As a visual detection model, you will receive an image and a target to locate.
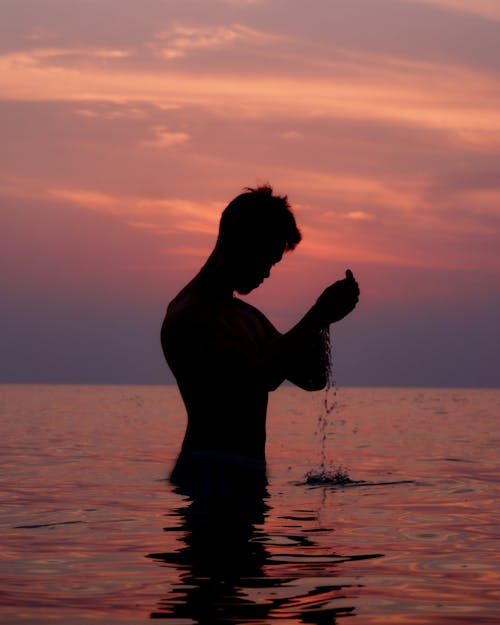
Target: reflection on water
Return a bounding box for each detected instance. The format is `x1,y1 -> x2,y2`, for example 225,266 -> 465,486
150,487 -> 275,622
148,474 -> 384,623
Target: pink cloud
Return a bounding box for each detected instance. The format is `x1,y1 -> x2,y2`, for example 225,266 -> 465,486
402,0 -> 500,22
142,125 -> 190,148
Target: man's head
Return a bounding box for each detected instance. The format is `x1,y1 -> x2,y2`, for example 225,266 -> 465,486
217,185 -> 302,294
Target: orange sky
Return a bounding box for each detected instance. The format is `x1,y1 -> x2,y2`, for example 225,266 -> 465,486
1,0 -> 499,386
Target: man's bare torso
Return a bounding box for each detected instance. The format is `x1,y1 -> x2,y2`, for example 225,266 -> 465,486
161,282 -> 280,459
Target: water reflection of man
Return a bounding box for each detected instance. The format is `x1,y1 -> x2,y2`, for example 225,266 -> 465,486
161,185 -> 359,488
149,492 -> 270,620
148,492 -> 356,623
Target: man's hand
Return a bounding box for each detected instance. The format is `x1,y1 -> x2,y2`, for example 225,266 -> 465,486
313,269 -> 360,326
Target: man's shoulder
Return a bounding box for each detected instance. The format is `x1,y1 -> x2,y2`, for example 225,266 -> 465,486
161,290 -> 210,359
167,289 -> 200,316
233,297 -> 278,334
165,289 -> 208,328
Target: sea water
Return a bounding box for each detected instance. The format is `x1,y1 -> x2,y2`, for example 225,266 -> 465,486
1,384 -> 499,624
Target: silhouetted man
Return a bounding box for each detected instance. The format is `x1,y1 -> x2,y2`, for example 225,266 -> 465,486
161,185 -> 359,487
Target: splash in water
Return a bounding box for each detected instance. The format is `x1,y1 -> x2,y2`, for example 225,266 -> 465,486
305,326 -> 352,485
305,464 -> 351,485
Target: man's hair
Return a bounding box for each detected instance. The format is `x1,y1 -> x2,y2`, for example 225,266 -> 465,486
218,184 -> 302,251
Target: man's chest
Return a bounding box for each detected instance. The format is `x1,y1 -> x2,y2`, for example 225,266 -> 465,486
218,302 -> 274,351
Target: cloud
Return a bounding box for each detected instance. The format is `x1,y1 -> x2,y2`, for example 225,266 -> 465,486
281,130 -> 303,140
142,125 -> 190,148
343,211 -> 374,221
152,23 -> 282,60
281,168 -> 422,215
50,187 -> 118,211
402,0 -> 500,22
275,162 -> 500,273
75,105 -> 146,120
220,0 -> 266,5
1,43 -> 499,142
49,186 -> 220,236
1,46 -> 133,67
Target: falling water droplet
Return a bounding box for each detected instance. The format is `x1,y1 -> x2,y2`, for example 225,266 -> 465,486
305,326 -> 352,485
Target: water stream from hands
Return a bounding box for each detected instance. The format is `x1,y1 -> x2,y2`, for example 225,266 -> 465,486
305,327 -> 351,485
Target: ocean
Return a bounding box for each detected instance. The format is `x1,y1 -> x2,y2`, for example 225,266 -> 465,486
1,384 -> 499,624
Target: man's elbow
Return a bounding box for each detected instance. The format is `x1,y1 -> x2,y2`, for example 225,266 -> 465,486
301,379 -> 327,392
266,373 -> 286,392
289,373 -> 327,392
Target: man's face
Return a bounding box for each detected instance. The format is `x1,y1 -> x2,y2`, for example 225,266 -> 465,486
234,243 -> 285,295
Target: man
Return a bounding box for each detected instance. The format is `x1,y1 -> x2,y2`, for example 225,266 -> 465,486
161,185 -> 359,487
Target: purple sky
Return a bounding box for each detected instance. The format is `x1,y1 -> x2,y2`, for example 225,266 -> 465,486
1,0 -> 499,386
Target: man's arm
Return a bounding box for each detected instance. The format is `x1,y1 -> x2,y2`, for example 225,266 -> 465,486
262,270 -> 360,391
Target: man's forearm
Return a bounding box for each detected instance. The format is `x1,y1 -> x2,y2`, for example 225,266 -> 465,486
262,304 -> 327,390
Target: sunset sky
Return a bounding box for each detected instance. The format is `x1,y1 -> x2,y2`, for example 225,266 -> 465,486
1,0 -> 499,387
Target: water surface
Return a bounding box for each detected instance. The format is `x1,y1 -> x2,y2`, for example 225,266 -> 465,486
1,385 -> 499,624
